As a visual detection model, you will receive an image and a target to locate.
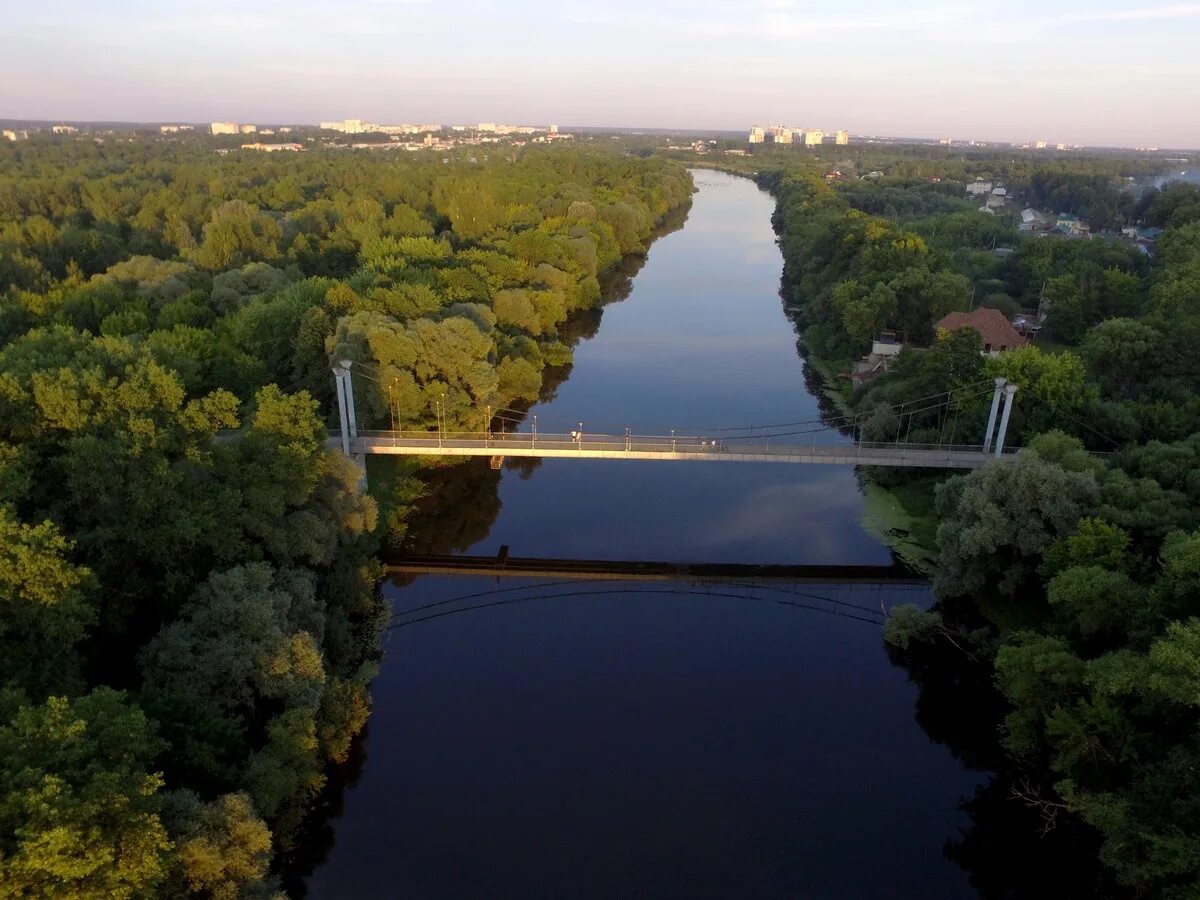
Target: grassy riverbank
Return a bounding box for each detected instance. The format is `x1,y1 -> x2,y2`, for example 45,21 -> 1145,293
857,475 -> 940,572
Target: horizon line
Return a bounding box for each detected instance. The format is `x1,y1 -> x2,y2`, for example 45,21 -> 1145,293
1,117 -> 1197,154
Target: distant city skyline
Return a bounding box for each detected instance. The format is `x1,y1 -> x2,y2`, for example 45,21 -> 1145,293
3,0 -> 1199,149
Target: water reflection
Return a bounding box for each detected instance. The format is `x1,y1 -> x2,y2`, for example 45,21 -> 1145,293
884,617 -> 1118,898
297,171 -> 985,898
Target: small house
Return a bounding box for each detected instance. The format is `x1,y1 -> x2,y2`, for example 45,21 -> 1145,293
844,331 -> 903,384
935,308 -> 1027,355
871,330 -> 903,358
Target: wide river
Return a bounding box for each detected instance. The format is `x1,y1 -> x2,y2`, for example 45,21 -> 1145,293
303,170 -> 982,897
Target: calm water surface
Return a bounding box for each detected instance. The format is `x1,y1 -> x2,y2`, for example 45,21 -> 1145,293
304,170 -> 982,898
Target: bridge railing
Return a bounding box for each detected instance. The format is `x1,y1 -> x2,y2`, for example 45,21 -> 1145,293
345,429 -> 1000,456
346,431 -> 1123,459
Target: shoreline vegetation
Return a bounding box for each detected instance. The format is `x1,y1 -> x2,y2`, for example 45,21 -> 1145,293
0,137 -> 692,897
683,145 -> 1200,896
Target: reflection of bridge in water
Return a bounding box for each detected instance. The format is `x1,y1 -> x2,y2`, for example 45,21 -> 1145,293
384,552 -> 931,631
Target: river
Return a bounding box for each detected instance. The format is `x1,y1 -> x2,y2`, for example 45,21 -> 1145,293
301,170 -> 984,898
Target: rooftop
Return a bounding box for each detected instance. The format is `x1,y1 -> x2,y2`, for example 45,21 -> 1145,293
935,307 -> 1027,352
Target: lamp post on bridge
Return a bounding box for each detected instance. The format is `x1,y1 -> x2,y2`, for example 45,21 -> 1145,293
532,414 -> 537,449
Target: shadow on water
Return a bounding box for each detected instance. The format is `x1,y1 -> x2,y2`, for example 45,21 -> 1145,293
884,603 -> 1119,899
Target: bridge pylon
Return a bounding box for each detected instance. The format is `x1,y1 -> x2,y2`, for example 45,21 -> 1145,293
994,383 -> 1019,457
331,359 -> 361,460
982,377 -> 1006,453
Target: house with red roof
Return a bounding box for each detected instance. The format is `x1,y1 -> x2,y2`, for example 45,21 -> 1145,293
934,308 -> 1027,356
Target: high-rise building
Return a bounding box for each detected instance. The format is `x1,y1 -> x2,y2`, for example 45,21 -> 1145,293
770,126 -> 794,144
802,129 -> 824,146
748,126 -> 766,144
1034,139 -> 1047,149
241,142 -> 303,152
343,119 -> 364,134
210,122 -> 239,135
52,125 -> 78,134
239,124 -> 257,134
836,130 -> 850,145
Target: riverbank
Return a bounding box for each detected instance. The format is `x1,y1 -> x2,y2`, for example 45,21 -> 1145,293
731,167 -> 945,574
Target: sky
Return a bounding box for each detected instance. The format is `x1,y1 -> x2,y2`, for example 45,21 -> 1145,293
2,0 -> 1199,147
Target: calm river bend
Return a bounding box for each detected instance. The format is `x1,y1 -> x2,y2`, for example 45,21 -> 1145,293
303,169 -> 983,898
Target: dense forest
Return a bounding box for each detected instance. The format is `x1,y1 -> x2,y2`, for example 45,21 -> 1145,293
737,150 -> 1200,896
0,138 -> 691,896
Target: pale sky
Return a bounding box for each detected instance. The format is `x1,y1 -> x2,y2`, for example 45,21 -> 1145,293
2,0 -> 1199,147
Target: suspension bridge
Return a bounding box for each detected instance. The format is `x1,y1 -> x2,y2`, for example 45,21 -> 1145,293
329,362 -> 1031,470
334,431 -> 1006,468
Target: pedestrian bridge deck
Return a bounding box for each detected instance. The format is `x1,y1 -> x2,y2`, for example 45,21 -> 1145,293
335,431 -> 1014,469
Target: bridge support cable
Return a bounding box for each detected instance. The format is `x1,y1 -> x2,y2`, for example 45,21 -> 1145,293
1019,391 -> 1123,452
338,358 -> 1002,452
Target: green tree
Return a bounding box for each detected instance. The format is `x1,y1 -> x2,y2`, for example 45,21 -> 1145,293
985,344 -> 1091,411
1080,317 -> 1161,400
194,201 -> 283,271
139,563 -> 325,716
831,279 -> 896,344
0,510 -> 95,697
0,689 -> 171,898
935,454 -> 1099,598
1040,517 -> 1132,577
1046,565 -> 1138,639
168,791 -> 273,900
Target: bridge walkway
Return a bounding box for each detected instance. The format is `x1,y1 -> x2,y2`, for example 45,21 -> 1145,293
336,430 -> 1013,469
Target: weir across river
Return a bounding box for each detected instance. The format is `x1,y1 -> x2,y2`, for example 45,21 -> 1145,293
385,551 -> 927,584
